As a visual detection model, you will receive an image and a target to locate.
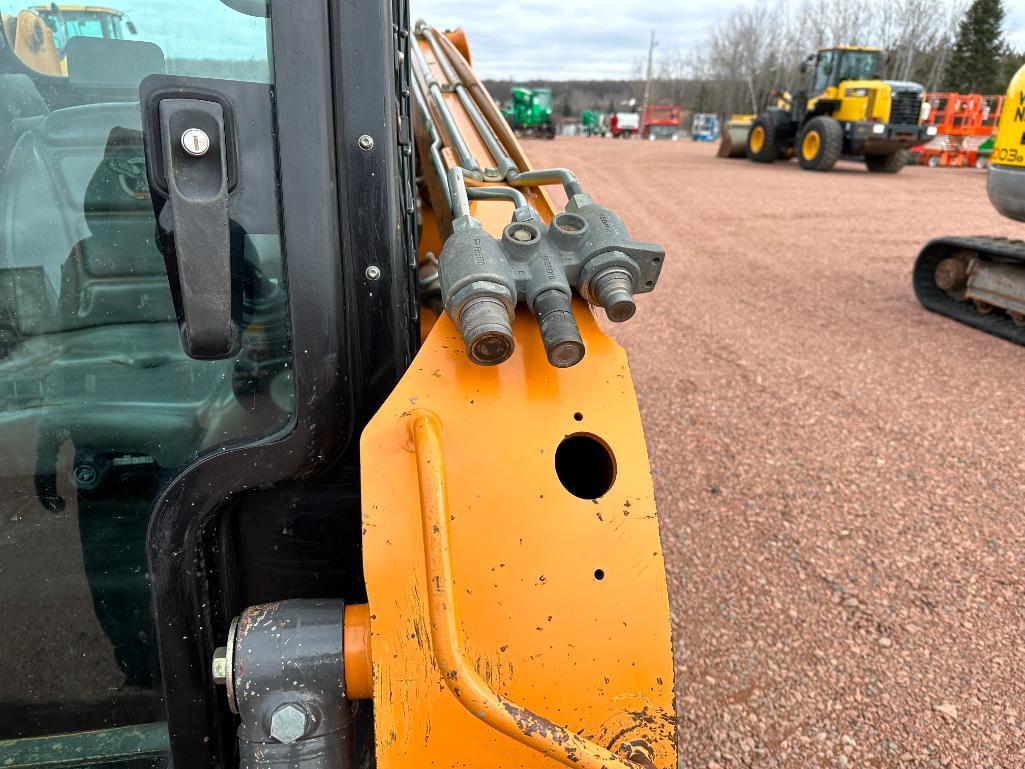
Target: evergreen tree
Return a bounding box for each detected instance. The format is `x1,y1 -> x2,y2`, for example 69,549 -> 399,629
999,45 -> 1025,89
944,0 -> 1007,93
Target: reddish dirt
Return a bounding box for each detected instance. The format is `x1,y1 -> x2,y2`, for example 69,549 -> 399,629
529,137 -> 1025,769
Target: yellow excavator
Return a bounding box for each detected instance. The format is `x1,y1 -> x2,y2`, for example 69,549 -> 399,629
913,64 -> 1025,341
0,4 -> 675,769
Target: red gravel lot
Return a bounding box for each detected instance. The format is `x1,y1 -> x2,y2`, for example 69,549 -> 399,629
530,137 -> 1025,769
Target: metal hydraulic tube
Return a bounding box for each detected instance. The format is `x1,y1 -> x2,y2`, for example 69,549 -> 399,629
410,410 -> 643,769
411,73 -> 451,206
410,37 -> 482,179
418,22 -> 517,181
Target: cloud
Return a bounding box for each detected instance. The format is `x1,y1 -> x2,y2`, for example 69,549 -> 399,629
413,0 -> 1025,81
411,0 -> 739,79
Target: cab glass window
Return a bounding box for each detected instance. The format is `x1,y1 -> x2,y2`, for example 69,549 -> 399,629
812,50 -> 834,93
0,0 -> 289,761
838,51 -> 882,82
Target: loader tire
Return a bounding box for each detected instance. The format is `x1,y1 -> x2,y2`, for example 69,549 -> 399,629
745,114 -> 779,162
866,149 -> 910,173
797,116 -> 842,171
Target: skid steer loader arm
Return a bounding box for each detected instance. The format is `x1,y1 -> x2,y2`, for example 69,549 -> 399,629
358,26 -> 677,769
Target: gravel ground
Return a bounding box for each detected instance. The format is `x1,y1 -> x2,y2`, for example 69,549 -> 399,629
529,137 -> 1025,769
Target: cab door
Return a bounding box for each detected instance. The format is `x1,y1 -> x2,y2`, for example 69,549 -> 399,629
0,1 -> 413,766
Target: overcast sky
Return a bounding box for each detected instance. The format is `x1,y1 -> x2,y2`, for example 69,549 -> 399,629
412,0 -> 1025,81
2,0 -> 1019,83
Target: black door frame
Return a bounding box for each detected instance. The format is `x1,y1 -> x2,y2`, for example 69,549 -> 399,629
147,0 -> 416,766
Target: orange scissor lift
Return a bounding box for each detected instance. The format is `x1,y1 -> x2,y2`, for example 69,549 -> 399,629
913,92 -> 1004,168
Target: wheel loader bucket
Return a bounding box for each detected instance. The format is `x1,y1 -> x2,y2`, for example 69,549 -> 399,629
718,114 -> 754,158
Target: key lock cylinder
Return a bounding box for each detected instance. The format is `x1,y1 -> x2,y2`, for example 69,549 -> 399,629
438,168 -> 665,367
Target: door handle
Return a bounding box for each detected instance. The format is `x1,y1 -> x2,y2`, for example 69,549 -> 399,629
154,98 -> 238,359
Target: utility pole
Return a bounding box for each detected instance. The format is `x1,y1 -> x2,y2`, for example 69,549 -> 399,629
642,30 -> 657,116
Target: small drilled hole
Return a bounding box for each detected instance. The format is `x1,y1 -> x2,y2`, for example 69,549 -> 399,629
644,281 -> 653,288
594,569 -> 605,580
555,433 -> 616,499
653,257 -> 661,264
573,412 -> 583,421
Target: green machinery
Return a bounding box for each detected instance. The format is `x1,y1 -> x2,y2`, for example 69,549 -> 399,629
502,86 -> 555,138
582,110 -> 607,137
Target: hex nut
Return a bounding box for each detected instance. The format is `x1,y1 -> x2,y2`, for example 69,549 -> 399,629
211,646 -> 228,685
449,281 -> 515,323
269,702 -> 310,744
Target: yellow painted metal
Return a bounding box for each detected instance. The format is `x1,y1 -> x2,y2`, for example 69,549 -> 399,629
10,11 -> 61,76
817,44 -> 882,53
801,129 -> 820,161
409,410 -> 651,769
749,124 -> 765,153
992,64 -> 1025,169
365,27 -> 677,768
343,603 -> 373,700
810,82 -> 891,123
361,308 -> 676,769
29,4 -> 122,13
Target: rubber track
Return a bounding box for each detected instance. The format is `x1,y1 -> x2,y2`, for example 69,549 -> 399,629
912,236 -> 1025,345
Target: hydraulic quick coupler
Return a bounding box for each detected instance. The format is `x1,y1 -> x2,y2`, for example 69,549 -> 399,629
438,168 -> 665,367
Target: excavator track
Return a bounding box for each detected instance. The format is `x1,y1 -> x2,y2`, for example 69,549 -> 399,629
913,236 -> 1025,345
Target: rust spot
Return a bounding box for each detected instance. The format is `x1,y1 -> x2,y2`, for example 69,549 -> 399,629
623,739 -> 656,768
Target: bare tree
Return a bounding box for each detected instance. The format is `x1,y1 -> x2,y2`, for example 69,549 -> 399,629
671,0 -> 988,115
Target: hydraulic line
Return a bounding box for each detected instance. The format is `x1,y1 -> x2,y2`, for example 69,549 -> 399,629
429,29 -> 534,174
410,410 -> 641,769
446,167 -> 471,220
466,186 -> 529,211
410,36 -> 482,179
411,73 -> 451,207
507,168 -> 584,199
418,23 -> 518,181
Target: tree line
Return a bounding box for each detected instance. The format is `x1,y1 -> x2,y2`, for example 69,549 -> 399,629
482,0 -> 1022,122
679,0 -> 1023,116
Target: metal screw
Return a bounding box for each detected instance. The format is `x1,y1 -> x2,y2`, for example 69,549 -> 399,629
181,128 -> 210,157
365,265 -> 381,281
211,646 -> 228,685
357,134 -> 374,151
269,702 -> 311,744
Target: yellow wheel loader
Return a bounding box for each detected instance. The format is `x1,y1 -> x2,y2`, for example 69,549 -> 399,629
0,3 -> 676,769
913,64 -> 1025,342
746,46 -> 935,172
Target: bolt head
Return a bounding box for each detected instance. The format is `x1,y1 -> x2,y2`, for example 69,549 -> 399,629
211,646 -> 228,685
181,128 -> 211,157
270,703 -> 310,744
365,265 -> 382,281
358,134 -> 375,151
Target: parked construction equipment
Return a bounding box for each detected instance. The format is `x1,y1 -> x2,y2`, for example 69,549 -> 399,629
690,113 -> 719,142
610,111 -> 640,138
0,5 -> 675,769
641,104 -> 682,141
582,109 -> 608,136
913,64 -> 1025,343
502,85 -> 556,138
911,92 -> 1004,168
746,46 -> 934,172
717,113 -> 754,157
0,4 -> 134,75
